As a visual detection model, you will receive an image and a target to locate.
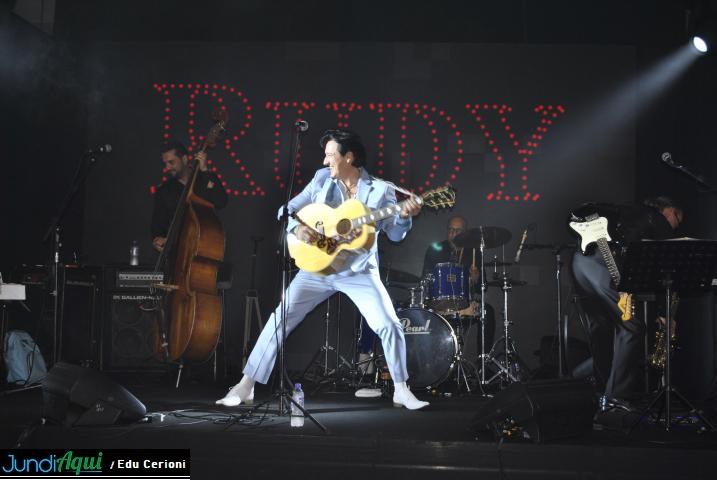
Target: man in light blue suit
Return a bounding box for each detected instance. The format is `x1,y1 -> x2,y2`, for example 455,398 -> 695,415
217,129 -> 429,410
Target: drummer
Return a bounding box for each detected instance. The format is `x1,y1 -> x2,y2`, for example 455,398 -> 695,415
422,215 -> 478,281
421,215 -> 495,355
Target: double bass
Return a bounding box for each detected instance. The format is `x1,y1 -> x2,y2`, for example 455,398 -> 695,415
153,110 -> 227,363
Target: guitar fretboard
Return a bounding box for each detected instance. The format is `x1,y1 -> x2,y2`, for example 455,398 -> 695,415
351,198 -> 424,228
596,237 -> 621,287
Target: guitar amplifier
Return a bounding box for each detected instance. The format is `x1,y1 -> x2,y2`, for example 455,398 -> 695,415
115,270 -> 164,289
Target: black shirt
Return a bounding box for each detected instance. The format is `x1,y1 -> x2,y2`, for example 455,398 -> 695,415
151,172 -> 228,238
422,240 -> 467,277
571,202 -> 676,258
422,240 -> 487,274
613,204 -> 675,244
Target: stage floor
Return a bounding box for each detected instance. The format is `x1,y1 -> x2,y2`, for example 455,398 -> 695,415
1,374 -> 717,480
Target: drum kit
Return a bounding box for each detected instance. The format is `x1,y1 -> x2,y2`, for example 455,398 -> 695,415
373,226 -> 529,395
303,225 -> 531,396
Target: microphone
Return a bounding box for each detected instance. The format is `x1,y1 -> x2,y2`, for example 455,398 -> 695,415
87,144 -> 112,155
661,151 -> 673,165
514,226 -> 529,263
294,120 -> 309,132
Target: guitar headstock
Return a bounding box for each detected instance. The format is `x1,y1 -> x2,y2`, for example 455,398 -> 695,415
421,186 -> 456,210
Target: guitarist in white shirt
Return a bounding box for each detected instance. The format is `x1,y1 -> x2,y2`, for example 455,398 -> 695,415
217,129 -> 429,410
571,196 -> 682,412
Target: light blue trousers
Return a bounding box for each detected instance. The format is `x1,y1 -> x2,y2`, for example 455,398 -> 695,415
243,269 -> 408,384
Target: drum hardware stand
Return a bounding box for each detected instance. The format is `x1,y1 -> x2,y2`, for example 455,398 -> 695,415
476,227 -> 523,388
477,226 -> 489,388
481,272 -> 524,386
300,295 -> 354,390
242,237 -> 264,369
448,314 -> 479,393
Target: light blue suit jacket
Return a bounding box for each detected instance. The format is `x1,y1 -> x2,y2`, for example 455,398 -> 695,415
282,167 -> 412,274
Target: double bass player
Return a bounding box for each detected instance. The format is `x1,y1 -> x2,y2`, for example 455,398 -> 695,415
151,140 -> 228,252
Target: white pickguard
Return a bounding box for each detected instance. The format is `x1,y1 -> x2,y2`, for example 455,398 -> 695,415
569,216 -> 612,253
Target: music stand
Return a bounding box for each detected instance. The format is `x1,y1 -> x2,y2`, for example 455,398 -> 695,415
620,239 -> 717,432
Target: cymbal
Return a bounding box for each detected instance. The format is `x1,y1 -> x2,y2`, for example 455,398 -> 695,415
453,226 -> 512,249
486,279 -> 527,287
379,267 -> 420,284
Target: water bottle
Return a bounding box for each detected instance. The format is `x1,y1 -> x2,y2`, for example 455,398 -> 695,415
130,240 -> 139,266
290,383 -> 304,427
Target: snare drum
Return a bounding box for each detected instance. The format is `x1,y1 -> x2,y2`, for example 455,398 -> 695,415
398,308 -> 458,389
430,262 -> 469,311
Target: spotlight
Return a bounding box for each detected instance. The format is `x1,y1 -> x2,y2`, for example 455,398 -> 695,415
689,8 -> 716,55
692,34 -> 710,54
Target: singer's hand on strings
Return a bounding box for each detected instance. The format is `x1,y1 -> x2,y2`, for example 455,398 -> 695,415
400,196 -> 422,219
295,225 -> 319,244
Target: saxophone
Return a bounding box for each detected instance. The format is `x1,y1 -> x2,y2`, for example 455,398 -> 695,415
648,293 -> 679,369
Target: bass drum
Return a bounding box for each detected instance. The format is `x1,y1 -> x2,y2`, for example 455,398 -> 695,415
398,308 -> 458,389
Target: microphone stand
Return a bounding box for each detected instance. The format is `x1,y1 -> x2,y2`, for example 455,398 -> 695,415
523,242 -> 576,378
662,159 -> 717,194
40,150 -> 102,366
272,123 -> 327,432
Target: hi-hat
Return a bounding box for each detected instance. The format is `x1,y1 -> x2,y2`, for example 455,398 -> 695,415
453,226 -> 512,249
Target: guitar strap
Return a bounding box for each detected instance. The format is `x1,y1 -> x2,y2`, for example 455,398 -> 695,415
369,174 -> 414,198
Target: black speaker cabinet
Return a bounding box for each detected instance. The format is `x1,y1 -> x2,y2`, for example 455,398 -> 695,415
102,267 -> 166,372
60,267 -> 102,367
472,378 -> 596,443
14,265 -> 102,368
42,362 -> 146,426
103,291 -> 167,371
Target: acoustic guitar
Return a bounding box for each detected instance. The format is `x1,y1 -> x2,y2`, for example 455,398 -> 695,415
288,186 -> 456,274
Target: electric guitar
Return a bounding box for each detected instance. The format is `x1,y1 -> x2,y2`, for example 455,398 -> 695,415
288,186 -> 456,274
568,210 -> 633,321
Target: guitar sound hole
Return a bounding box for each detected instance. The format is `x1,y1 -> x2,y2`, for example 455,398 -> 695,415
336,219 -> 352,236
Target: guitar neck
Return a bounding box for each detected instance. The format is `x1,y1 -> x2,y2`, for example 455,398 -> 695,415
351,197 -> 422,228
595,237 -> 621,287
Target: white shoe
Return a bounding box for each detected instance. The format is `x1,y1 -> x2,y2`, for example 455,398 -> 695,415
355,387 -> 382,398
216,384 -> 254,407
392,384 -> 429,410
